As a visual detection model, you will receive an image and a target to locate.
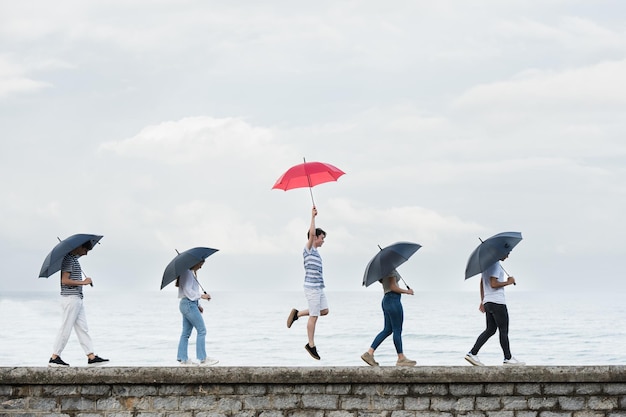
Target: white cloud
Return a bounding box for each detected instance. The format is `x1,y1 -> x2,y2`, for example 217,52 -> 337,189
453,59 -> 626,111
0,56 -> 51,98
99,116 -> 284,164
495,16 -> 626,51
323,198 -> 483,254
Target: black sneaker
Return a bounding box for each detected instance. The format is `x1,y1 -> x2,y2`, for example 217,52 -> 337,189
287,308 -> 299,328
48,356 -> 70,367
305,344 -> 320,360
88,355 -> 109,366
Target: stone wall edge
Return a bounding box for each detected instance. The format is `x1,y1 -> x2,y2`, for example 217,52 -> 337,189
1,366 -> 625,385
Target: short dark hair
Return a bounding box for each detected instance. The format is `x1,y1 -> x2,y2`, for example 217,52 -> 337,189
82,241 -> 94,251
307,228 -> 326,240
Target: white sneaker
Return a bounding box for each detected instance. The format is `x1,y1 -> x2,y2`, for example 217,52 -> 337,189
503,356 -> 525,366
199,358 -> 219,366
464,353 -> 484,366
178,360 -> 198,366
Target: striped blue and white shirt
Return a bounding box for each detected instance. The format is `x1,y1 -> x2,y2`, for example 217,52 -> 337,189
303,246 -> 324,289
60,254 -> 83,298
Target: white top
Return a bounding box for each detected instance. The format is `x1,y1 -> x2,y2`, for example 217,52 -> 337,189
178,269 -> 202,301
481,262 -> 506,305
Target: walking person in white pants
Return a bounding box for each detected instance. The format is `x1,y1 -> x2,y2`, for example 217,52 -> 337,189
48,241 -> 109,367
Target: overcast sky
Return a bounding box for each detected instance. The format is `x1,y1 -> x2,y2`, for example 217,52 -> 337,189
1,1 -> 625,294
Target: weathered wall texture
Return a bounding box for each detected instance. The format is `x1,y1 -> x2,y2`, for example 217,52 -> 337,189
1,366 -> 625,417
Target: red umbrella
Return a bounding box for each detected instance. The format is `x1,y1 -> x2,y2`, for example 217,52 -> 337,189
272,158 -> 345,206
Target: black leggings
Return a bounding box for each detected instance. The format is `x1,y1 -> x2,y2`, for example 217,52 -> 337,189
470,302 -> 511,360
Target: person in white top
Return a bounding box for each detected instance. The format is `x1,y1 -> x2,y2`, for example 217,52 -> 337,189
464,254 -> 525,366
176,260 -> 218,366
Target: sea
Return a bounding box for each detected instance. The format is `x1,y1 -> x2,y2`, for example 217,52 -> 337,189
0,290 -> 624,367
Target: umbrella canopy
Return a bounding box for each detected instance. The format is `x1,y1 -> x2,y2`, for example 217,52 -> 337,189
160,247 -> 219,289
464,231 -> 522,279
363,241 -> 421,287
272,158 -> 345,206
39,234 -> 103,278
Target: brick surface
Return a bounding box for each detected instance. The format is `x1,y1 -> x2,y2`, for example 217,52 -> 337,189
502,396 -> 528,410
404,397 -> 430,411
476,396 -> 501,411
557,397 -> 585,411
2,367 -> 626,417
485,384 -> 515,396
587,396 -> 618,410
410,384 -> 448,396
450,384 -> 484,396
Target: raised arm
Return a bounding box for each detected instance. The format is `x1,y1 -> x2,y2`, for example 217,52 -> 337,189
306,206 -> 318,250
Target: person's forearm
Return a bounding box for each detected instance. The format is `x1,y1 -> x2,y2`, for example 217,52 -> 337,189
60,277 -> 88,286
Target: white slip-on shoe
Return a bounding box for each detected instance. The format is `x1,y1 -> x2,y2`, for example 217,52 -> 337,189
465,353 -> 485,366
503,356 -> 526,366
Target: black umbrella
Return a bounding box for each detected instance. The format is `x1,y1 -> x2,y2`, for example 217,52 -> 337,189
363,241 -> 421,288
160,247 -> 218,290
464,231 -> 522,279
39,234 -> 103,278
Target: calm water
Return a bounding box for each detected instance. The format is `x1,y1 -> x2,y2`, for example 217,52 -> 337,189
0,290 -> 624,367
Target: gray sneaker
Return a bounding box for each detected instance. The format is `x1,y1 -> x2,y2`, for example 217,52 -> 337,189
199,358 -> 219,366
360,352 -> 379,367
396,357 -> 416,366
465,353 -> 484,366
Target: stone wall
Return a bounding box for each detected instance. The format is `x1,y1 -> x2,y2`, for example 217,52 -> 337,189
1,366 -> 625,417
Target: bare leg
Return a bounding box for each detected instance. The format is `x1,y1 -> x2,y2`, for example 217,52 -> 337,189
307,316 -> 318,347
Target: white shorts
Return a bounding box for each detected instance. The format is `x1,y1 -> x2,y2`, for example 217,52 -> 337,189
304,287 -> 328,317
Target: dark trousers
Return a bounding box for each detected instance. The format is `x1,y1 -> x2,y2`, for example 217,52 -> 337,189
370,292 -> 404,354
470,302 -> 511,360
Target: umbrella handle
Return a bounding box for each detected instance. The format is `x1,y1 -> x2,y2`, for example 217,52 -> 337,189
82,271 -> 94,287
193,272 -> 209,297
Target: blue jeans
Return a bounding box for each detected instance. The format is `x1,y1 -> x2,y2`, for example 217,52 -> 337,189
177,298 -> 207,362
370,292 -> 404,354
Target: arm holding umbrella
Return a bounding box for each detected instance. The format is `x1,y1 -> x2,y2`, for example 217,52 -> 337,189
489,275 -> 516,288
386,273 -> 414,296
178,267 -> 211,313
306,206 -> 318,250
477,264 -> 516,314
61,272 -> 92,287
